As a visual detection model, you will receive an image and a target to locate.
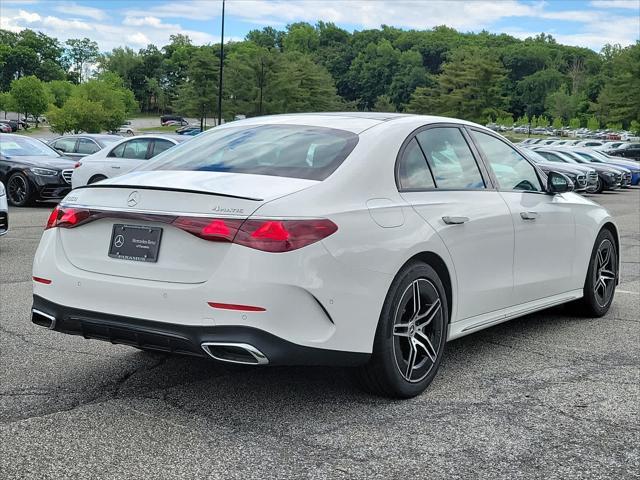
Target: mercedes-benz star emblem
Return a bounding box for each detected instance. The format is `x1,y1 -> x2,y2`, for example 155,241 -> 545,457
127,191 -> 140,207
114,234 -> 125,248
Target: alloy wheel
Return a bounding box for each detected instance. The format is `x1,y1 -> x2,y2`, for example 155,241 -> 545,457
8,175 -> 28,205
593,239 -> 616,307
392,278 -> 443,383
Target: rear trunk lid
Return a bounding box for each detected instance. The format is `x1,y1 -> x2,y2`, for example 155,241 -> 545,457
58,171 -> 317,283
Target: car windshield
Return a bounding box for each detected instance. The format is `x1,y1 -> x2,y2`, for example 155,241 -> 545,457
0,136 -> 60,158
139,124 -> 359,181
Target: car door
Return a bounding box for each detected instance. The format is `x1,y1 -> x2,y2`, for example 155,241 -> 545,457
107,138 -> 153,174
468,129 -> 576,305
398,125 -> 515,321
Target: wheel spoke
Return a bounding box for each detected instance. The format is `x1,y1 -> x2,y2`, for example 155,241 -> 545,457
597,249 -> 605,268
414,331 -> 437,363
415,298 -> 441,329
405,340 -> 417,379
600,269 -> 615,280
393,322 -> 412,337
601,246 -> 611,267
411,280 -> 421,319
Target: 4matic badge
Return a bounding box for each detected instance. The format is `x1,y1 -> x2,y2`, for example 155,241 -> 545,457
211,205 -> 244,214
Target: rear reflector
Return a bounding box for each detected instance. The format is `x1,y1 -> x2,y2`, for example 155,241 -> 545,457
33,276 -> 52,284
208,302 -> 266,312
45,206 -> 338,252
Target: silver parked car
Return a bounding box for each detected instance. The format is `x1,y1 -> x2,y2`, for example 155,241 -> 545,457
48,134 -> 122,158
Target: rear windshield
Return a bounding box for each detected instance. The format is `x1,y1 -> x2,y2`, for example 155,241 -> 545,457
140,124 -> 359,181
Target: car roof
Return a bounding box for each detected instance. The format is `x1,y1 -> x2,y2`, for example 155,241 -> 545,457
215,112 -> 487,134
52,134 -> 121,142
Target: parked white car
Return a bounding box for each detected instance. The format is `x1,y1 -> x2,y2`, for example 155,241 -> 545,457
0,182 -> 7,235
33,113 -> 619,398
71,135 -> 189,188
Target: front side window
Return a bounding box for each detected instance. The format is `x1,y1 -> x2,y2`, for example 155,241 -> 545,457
77,138 -> 100,155
140,125 -> 359,181
397,138 -> 435,190
471,131 -> 542,192
415,127 -> 485,189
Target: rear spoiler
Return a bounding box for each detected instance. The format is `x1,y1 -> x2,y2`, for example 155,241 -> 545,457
74,183 -> 263,202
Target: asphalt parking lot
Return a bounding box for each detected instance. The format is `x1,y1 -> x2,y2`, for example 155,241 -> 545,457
1,189 -> 638,479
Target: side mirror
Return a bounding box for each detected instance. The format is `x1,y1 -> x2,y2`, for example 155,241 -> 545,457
546,171 -> 574,194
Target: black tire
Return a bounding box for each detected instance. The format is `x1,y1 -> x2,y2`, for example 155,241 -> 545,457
88,175 -> 107,184
6,172 -> 34,207
594,177 -> 604,194
355,261 -> 448,398
573,229 -> 617,317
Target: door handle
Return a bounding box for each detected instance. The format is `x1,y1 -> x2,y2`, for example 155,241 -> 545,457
520,211 -> 539,220
442,216 -> 469,225
111,165 -> 121,169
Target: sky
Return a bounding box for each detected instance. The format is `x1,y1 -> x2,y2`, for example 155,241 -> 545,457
1,0 -> 639,52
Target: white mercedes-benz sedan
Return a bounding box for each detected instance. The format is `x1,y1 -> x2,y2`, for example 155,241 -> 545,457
32,113 -> 619,398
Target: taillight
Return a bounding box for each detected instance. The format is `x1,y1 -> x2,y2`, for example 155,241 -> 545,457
172,216 -> 243,242
45,206 -> 91,230
235,219 -> 338,252
173,217 -> 337,252
44,207 -> 338,252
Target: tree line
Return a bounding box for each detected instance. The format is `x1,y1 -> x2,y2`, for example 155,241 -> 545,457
0,25 -> 638,133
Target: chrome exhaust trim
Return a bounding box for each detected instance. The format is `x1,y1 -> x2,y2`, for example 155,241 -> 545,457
32,309 -> 57,330
201,342 -> 269,365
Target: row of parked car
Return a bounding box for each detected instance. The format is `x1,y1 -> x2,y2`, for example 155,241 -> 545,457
518,141 -> 640,194
520,137 -> 640,161
0,133 -> 192,207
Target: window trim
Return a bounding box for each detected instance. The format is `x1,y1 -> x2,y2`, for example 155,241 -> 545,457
464,126 -> 547,195
394,122 -> 495,192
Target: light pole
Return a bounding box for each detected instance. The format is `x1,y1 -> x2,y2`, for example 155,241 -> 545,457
217,0 -> 225,126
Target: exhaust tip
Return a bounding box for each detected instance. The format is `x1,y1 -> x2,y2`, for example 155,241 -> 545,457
201,342 -> 268,365
32,309 -> 57,330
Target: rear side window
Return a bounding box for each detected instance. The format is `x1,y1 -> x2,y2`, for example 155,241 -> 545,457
77,138 -> 100,155
397,138 -> 435,190
151,139 -> 175,157
110,139 -> 152,159
415,128 -> 485,189
140,125 -> 359,181
52,138 -> 76,153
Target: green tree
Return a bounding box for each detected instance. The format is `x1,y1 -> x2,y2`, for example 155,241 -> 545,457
515,69 -> 566,118
0,91 -> 14,119
46,80 -> 74,108
629,120 -> 640,136
66,38 -> 99,83
282,23 -> 320,54
407,47 -> 508,122
569,117 -> 580,129
587,115 -> 600,130
545,85 -> 577,122
173,47 -> 219,124
48,97 -> 105,134
9,76 -> 48,125
595,43 -> 640,126
372,95 -> 396,112
552,116 -> 563,129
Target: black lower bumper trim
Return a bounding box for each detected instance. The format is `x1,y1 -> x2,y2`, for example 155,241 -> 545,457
32,295 -> 370,366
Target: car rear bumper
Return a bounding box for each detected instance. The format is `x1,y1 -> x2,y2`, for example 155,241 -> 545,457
31,295 -> 369,366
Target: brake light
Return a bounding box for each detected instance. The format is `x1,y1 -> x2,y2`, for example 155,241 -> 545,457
235,219 -> 338,252
173,217 -> 337,252
172,216 -> 243,242
45,206 -> 91,230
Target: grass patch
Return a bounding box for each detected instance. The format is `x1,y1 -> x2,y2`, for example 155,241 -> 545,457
138,125 -> 179,133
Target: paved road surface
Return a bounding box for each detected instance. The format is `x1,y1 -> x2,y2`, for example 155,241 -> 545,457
1,188 -> 638,479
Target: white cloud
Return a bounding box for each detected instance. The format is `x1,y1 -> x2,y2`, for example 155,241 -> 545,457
590,0 -> 640,8
54,2 -> 107,21
122,16 -> 181,30
16,9 -> 42,23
